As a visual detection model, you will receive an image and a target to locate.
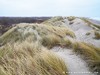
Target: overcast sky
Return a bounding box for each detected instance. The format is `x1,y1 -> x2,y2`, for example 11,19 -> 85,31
0,0 -> 100,18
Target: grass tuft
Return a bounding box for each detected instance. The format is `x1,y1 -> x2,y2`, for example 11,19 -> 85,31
0,41 -> 68,75
94,31 -> 100,39
67,16 -> 76,21
72,42 -> 100,72
41,34 -> 62,48
34,50 -> 68,75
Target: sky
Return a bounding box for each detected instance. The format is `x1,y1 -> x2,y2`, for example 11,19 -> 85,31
0,0 -> 100,18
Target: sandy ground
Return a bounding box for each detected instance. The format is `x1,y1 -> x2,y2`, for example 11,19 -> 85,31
64,18 -> 100,48
51,46 -> 96,75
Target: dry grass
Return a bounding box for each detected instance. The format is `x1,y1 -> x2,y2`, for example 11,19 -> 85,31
34,50 -> 68,75
41,33 -> 73,49
0,41 -> 68,75
0,44 -> 13,59
67,16 -> 76,21
48,16 -> 63,22
0,18 -> 100,74
38,18 -> 75,38
72,42 -> 100,72
0,24 -> 37,45
0,23 -> 75,47
0,27 -> 17,39
94,31 -> 100,39
41,34 -> 62,48
61,38 -> 72,48
81,18 -> 100,30
42,16 -> 63,24
0,26 -> 23,45
82,42 -> 100,56
36,24 -> 75,38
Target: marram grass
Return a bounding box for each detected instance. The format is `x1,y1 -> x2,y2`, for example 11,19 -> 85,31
72,42 -> 100,72
0,23 -> 75,46
0,41 -> 68,75
0,17 -> 100,75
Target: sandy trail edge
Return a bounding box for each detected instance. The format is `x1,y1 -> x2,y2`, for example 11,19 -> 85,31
51,47 -> 96,75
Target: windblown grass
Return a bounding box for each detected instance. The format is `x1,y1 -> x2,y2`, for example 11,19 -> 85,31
34,50 -> 68,75
0,26 -> 23,45
0,23 -> 75,47
0,24 -> 37,45
36,24 -> 75,38
41,33 -> 73,49
81,18 -> 100,30
61,38 -> 72,48
0,17 -> 100,74
0,41 -> 68,75
72,42 -> 100,72
82,42 -> 100,56
41,34 -> 62,48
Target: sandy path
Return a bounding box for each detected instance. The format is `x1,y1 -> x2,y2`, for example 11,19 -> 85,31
51,47 -> 96,75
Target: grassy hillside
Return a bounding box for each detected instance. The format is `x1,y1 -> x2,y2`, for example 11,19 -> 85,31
0,41 -> 68,75
0,16 -> 100,75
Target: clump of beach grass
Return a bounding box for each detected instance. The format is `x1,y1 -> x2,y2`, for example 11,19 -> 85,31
0,23 -> 75,47
0,41 -> 68,75
41,33 -> 73,49
34,50 -> 68,75
72,42 -> 100,72
86,32 -> 91,36
94,31 -> 100,39
67,16 -> 76,21
41,34 -> 62,48
60,37 -> 72,48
